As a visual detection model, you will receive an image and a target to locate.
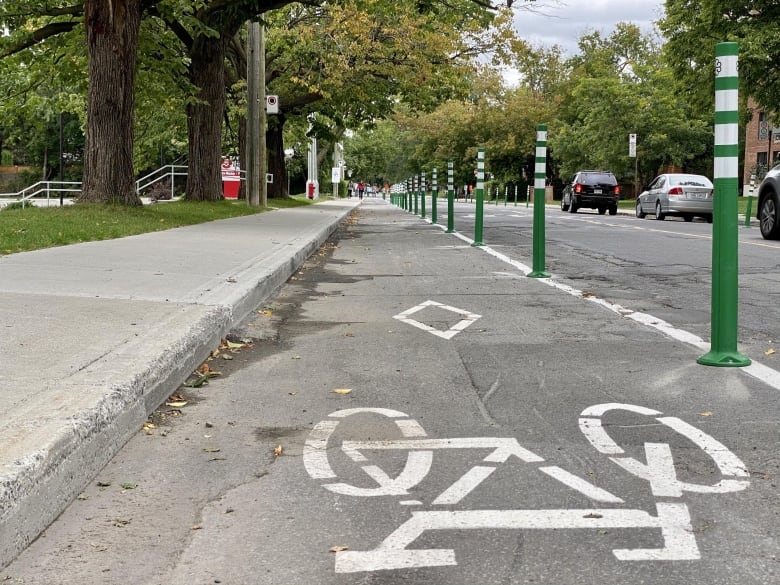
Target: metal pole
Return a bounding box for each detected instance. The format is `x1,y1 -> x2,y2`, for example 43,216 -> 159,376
447,162 -> 455,233
472,148 -> 485,246
247,21 -> 261,207
528,125 -> 551,278
259,23 -> 267,206
697,42 -> 750,367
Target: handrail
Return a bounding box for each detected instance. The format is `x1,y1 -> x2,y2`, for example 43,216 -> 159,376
0,165 -> 190,207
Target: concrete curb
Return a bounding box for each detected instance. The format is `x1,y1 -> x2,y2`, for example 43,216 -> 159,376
0,202 -> 355,569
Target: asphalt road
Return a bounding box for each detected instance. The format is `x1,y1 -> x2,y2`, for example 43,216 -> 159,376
3,199 -> 779,585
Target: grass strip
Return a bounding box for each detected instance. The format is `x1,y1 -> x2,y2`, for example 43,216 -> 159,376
0,197 -> 313,255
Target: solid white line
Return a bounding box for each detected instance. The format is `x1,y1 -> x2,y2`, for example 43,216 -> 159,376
435,226 -> 780,394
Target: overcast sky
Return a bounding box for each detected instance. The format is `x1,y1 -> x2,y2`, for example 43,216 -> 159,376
512,0 -> 666,56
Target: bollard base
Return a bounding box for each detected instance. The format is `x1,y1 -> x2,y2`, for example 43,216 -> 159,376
471,241 -> 485,247
697,350 -> 751,367
527,271 -> 551,279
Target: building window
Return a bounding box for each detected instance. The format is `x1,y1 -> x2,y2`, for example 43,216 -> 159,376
757,152 -> 769,178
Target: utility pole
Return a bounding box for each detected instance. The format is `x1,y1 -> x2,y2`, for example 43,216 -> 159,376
259,23 -> 267,207
247,21 -> 260,207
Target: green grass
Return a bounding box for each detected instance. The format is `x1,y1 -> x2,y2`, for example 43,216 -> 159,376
0,196 -> 314,255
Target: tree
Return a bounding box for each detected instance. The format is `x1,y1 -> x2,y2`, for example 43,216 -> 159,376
660,1 -> 780,118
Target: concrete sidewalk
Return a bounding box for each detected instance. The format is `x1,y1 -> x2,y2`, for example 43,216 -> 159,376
0,198 -> 359,569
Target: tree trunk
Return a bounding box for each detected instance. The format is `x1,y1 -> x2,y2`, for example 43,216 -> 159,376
186,33 -> 229,202
267,114 -> 287,198
81,0 -> 141,205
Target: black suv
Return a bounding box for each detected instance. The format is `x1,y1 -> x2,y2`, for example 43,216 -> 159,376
561,170 -> 620,215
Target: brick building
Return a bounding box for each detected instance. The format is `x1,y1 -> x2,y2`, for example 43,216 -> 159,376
744,98 -> 780,192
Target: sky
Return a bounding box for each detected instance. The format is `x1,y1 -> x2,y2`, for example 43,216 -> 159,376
511,0 -> 666,56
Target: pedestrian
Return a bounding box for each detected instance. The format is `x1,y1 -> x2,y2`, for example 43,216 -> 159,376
347,181 -> 354,198
357,181 -> 365,199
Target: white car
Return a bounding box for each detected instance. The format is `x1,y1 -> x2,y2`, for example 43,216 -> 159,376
636,173 -> 713,223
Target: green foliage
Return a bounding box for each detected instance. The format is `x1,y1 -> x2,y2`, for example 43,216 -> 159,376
660,1 -> 780,119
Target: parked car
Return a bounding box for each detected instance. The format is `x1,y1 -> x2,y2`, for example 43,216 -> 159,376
635,173 -> 713,223
757,162 -> 780,239
561,170 -> 620,215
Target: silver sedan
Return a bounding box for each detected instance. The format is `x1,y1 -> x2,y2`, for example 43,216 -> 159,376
636,173 -> 713,222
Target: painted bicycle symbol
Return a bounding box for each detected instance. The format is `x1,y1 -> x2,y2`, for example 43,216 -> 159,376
303,404 -> 750,573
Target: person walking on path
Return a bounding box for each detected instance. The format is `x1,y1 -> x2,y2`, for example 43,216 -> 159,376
357,181 -> 365,199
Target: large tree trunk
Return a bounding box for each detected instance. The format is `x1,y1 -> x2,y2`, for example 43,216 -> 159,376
81,0 -> 141,205
267,114 -> 287,198
186,33 -> 230,201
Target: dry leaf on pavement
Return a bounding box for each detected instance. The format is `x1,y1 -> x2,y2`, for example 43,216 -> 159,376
329,545 -> 349,553
331,388 -> 352,395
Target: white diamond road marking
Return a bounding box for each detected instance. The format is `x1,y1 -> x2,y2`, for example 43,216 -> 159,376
393,300 -> 481,340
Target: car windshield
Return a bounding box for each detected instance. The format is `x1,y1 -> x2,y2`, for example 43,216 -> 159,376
668,174 -> 712,188
580,173 -> 615,185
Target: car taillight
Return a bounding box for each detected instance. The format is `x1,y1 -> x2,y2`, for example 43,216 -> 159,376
613,185 -> 620,195
574,183 -> 583,193
668,187 -> 683,196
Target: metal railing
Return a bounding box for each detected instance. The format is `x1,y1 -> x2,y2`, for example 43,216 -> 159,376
0,165 -> 190,208
136,164 -> 189,198
0,181 -> 82,208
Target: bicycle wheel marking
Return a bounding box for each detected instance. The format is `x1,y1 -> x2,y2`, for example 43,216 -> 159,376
303,404 -> 750,573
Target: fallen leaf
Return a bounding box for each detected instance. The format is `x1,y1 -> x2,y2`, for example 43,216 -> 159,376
112,518 -> 130,527
292,355 -> 301,360
198,363 -> 211,374
331,388 -> 352,395
120,482 -> 137,490
259,309 -> 273,316
329,545 -> 349,553
699,411 -> 713,417
191,524 -> 202,530
97,481 -> 111,488
273,445 -> 283,457
226,340 -> 246,349
765,348 -> 776,356
203,447 -> 221,453
166,401 -> 188,408
583,513 -> 603,519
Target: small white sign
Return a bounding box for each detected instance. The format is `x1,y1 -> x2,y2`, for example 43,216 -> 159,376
266,95 -> 279,114
332,167 -> 341,183
629,133 -> 637,158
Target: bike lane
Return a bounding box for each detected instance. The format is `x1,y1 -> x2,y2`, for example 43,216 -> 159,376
5,199 -> 778,585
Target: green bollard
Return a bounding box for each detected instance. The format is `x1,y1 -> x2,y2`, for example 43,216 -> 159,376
447,162 -> 455,233
432,168 -> 438,225
744,195 -> 753,228
472,148 -> 486,246
697,42 -> 750,367
420,172 -> 426,219
528,124 -> 551,278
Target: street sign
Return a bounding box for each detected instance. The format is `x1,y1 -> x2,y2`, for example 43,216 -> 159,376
266,95 -> 279,114
629,133 -> 637,158
331,167 -> 341,183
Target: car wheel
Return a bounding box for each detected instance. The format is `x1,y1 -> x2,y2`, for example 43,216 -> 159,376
561,196 -> 569,212
568,196 -> 578,213
655,201 -> 665,221
608,205 -> 617,216
683,214 -> 693,222
598,206 -> 606,215
636,201 -> 645,219
760,192 -> 780,239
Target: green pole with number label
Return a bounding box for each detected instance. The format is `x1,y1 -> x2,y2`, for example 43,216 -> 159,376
698,42 -> 750,367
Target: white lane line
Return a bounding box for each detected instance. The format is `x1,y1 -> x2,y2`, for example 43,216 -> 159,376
435,224 -> 780,393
